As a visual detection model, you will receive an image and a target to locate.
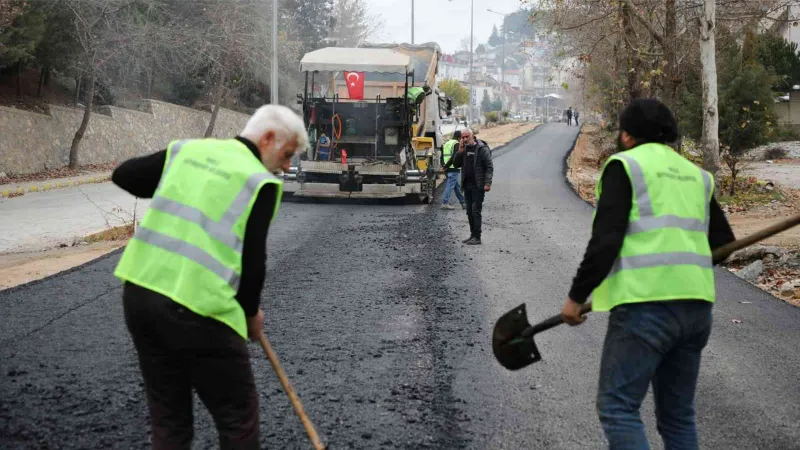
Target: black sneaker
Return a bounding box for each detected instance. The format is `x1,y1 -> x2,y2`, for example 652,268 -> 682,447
462,236 -> 474,243
467,238 -> 482,245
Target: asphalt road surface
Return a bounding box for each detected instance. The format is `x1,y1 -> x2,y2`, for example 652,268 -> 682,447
2,124 -> 799,449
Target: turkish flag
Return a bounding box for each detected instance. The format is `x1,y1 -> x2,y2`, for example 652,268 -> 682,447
344,71 -> 364,100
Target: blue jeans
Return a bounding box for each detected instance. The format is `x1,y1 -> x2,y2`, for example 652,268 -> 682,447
442,171 -> 465,205
597,301 -> 713,450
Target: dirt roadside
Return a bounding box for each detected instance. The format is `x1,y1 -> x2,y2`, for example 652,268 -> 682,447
566,124 -> 800,307
0,123 -> 539,291
0,224 -> 133,291
0,242 -> 124,290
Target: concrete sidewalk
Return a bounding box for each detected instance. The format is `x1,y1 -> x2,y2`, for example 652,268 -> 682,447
0,182 -> 148,253
0,171 -> 113,198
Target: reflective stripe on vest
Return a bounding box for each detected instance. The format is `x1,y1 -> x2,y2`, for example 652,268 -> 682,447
591,143 -> 715,312
608,252 -> 714,278
614,153 -> 713,236
135,227 -> 242,290
148,171 -> 279,254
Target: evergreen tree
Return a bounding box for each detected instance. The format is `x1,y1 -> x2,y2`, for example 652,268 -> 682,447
481,89 -> 491,112
756,32 -> 800,91
488,25 -> 502,47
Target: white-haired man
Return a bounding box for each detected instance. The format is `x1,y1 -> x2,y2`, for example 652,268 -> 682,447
111,105 -> 308,449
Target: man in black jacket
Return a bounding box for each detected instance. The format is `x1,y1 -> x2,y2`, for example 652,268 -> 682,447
452,128 -> 493,245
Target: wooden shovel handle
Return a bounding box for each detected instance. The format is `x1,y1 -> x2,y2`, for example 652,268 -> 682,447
258,333 -> 326,450
527,213 -> 800,335
710,213 -> 800,262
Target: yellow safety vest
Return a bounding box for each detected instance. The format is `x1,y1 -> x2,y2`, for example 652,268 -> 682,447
442,139 -> 458,166
591,143 -> 715,312
114,139 -> 283,338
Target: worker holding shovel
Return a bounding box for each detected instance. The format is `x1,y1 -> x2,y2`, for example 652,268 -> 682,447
112,105 -> 311,449
561,99 -> 735,449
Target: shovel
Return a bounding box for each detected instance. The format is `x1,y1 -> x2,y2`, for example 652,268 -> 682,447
493,212 -> 800,371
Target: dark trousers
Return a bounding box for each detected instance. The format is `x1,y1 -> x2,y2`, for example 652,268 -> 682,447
596,301 -> 713,450
464,184 -> 485,238
123,283 -> 259,450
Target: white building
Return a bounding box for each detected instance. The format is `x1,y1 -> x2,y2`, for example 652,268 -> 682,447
766,3 -> 800,49
439,54 -> 470,82
504,69 -> 521,89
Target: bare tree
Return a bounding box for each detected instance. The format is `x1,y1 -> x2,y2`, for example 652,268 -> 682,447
64,0 -> 151,169
329,0 -> 383,47
698,0 -> 721,175
169,0 -> 274,137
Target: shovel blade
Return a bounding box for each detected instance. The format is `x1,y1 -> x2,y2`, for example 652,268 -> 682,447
492,304 -> 542,371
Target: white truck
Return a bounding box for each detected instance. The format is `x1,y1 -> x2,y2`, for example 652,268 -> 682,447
283,43 -> 453,201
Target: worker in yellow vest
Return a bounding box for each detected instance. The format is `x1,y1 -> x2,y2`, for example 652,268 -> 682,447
441,129 -> 466,210
561,99 -> 735,449
112,105 -> 308,449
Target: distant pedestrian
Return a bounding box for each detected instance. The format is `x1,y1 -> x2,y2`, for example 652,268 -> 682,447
441,130 -> 466,210
452,128 -> 493,245
112,105 -> 308,449
574,110 -> 580,127
566,107 -> 573,126
561,98 -> 735,450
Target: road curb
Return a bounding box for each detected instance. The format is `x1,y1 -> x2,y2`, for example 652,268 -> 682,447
0,174 -> 113,199
562,124 -> 592,207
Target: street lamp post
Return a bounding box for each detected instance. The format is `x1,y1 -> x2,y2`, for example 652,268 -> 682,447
411,0 -> 415,44
487,9 -> 508,113
271,0 -> 279,104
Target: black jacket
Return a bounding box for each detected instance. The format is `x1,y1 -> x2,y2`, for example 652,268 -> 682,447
453,140 -> 493,187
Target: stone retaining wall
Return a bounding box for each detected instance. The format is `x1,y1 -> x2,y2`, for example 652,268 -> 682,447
0,100 -> 251,175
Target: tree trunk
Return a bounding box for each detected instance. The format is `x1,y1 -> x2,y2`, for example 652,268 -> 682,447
75,76 -> 82,105
16,63 -> 23,97
698,0 -> 721,175
37,67 -> 45,98
204,69 -> 226,138
622,3 -> 641,103
69,69 -> 96,169
663,0 -> 679,111
146,70 -> 153,99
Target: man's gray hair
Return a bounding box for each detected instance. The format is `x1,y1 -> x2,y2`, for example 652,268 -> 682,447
240,105 -> 308,153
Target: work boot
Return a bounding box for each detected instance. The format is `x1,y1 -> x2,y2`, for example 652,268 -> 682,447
467,237 -> 482,245
462,236 -> 474,243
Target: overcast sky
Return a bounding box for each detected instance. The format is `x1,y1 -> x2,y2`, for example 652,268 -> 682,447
365,0 -> 530,55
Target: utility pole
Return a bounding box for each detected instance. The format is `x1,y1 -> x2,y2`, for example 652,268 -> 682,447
271,0 -> 279,104
469,0 -> 474,124
487,9 -> 508,112
411,0 -> 415,44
